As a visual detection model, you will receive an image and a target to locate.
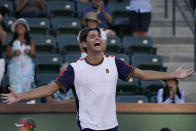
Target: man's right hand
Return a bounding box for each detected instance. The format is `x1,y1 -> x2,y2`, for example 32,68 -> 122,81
1,87 -> 21,104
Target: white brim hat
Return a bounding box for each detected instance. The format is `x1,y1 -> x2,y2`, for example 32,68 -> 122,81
11,18 -> 30,32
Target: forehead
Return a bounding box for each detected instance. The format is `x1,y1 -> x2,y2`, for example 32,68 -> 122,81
167,80 -> 177,84
16,23 -> 26,27
87,30 -> 100,36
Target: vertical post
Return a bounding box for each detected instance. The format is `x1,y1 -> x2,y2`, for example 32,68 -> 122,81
165,0 -> 168,18
194,19 -> 196,71
172,0 -> 176,36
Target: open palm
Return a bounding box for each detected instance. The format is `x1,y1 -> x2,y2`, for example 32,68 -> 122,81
174,65 -> 194,79
1,87 -> 20,104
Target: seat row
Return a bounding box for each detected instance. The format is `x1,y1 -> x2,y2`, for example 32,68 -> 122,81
0,1 -> 130,19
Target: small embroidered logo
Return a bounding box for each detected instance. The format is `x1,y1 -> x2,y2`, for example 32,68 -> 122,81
106,69 -> 109,73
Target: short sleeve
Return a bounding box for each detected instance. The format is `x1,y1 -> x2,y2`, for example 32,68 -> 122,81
55,65 -> 74,93
115,57 -> 135,82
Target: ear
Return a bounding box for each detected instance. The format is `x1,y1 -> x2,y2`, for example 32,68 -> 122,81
81,41 -> 87,48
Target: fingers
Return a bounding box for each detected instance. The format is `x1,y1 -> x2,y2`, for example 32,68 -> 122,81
8,87 -> 15,92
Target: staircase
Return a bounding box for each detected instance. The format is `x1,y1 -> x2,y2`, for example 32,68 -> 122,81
149,0 -> 196,103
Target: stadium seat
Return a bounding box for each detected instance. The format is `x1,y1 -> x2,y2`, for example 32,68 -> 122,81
117,78 -> 141,95
36,73 -> 59,87
52,18 -> 81,36
25,18 -> 50,35
106,36 -> 121,53
47,1 -> 75,19
0,1 -> 13,16
35,53 -> 62,74
64,52 -> 81,63
2,17 -> 16,33
150,96 -> 158,103
112,17 -> 131,37
107,2 -> 130,19
123,36 -> 156,56
131,54 -> 164,71
31,35 -> 56,53
58,34 -> 80,56
116,95 -> 149,103
141,80 -> 164,98
76,2 -> 92,18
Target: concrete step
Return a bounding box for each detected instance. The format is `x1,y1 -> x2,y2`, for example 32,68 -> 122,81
148,27 -> 193,37
154,44 -> 194,53
163,62 -> 194,72
152,36 -> 193,44
159,53 -> 194,63
151,19 -> 193,27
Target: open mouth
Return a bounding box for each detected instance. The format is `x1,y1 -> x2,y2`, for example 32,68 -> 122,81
94,42 -> 101,47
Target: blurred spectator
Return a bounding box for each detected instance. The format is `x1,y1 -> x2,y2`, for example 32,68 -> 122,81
129,0 -> 151,36
160,128 -> 172,131
157,79 -> 185,104
0,14 -> 7,85
6,18 -> 36,94
14,0 -> 46,18
15,117 -> 36,131
83,0 -> 116,36
46,63 -> 75,104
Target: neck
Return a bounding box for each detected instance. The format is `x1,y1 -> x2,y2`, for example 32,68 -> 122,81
18,34 -> 24,39
86,52 -> 104,65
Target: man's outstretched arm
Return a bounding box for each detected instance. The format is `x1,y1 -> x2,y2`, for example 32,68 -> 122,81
133,65 -> 194,81
1,82 -> 63,104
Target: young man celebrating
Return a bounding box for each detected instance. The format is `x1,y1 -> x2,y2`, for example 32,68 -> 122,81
1,27 -> 194,131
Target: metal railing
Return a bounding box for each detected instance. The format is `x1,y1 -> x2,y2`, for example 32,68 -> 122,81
165,0 -> 196,71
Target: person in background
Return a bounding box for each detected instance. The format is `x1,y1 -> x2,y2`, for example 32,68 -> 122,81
15,117 -> 36,131
129,0 -> 151,36
6,18 -> 36,95
14,0 -> 46,18
157,79 -> 185,103
46,63 -> 75,104
80,11 -> 107,59
83,0 -> 116,36
160,128 -> 172,131
0,14 -> 7,86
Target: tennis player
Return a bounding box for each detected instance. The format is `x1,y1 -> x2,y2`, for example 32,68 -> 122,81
1,27 -> 194,131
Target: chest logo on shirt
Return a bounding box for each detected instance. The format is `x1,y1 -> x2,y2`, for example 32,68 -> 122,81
106,68 -> 109,73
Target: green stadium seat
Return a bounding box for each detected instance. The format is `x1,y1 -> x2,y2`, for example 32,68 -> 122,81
117,78 -> 141,95
107,2 -> 130,19
106,36 -> 121,52
35,53 -> 62,74
36,73 -> 59,87
150,95 -> 158,103
47,1 -> 75,19
116,95 -> 149,103
141,80 -> 164,98
52,18 -> 81,36
76,2 -> 92,18
64,52 -> 81,63
0,1 -> 13,16
131,54 -> 164,71
31,35 -> 56,53
112,17 -> 131,37
58,34 -> 80,56
25,18 -> 50,35
123,36 -> 156,56
2,17 -> 16,33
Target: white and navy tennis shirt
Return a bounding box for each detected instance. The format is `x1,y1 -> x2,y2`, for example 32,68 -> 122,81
56,55 -> 134,130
